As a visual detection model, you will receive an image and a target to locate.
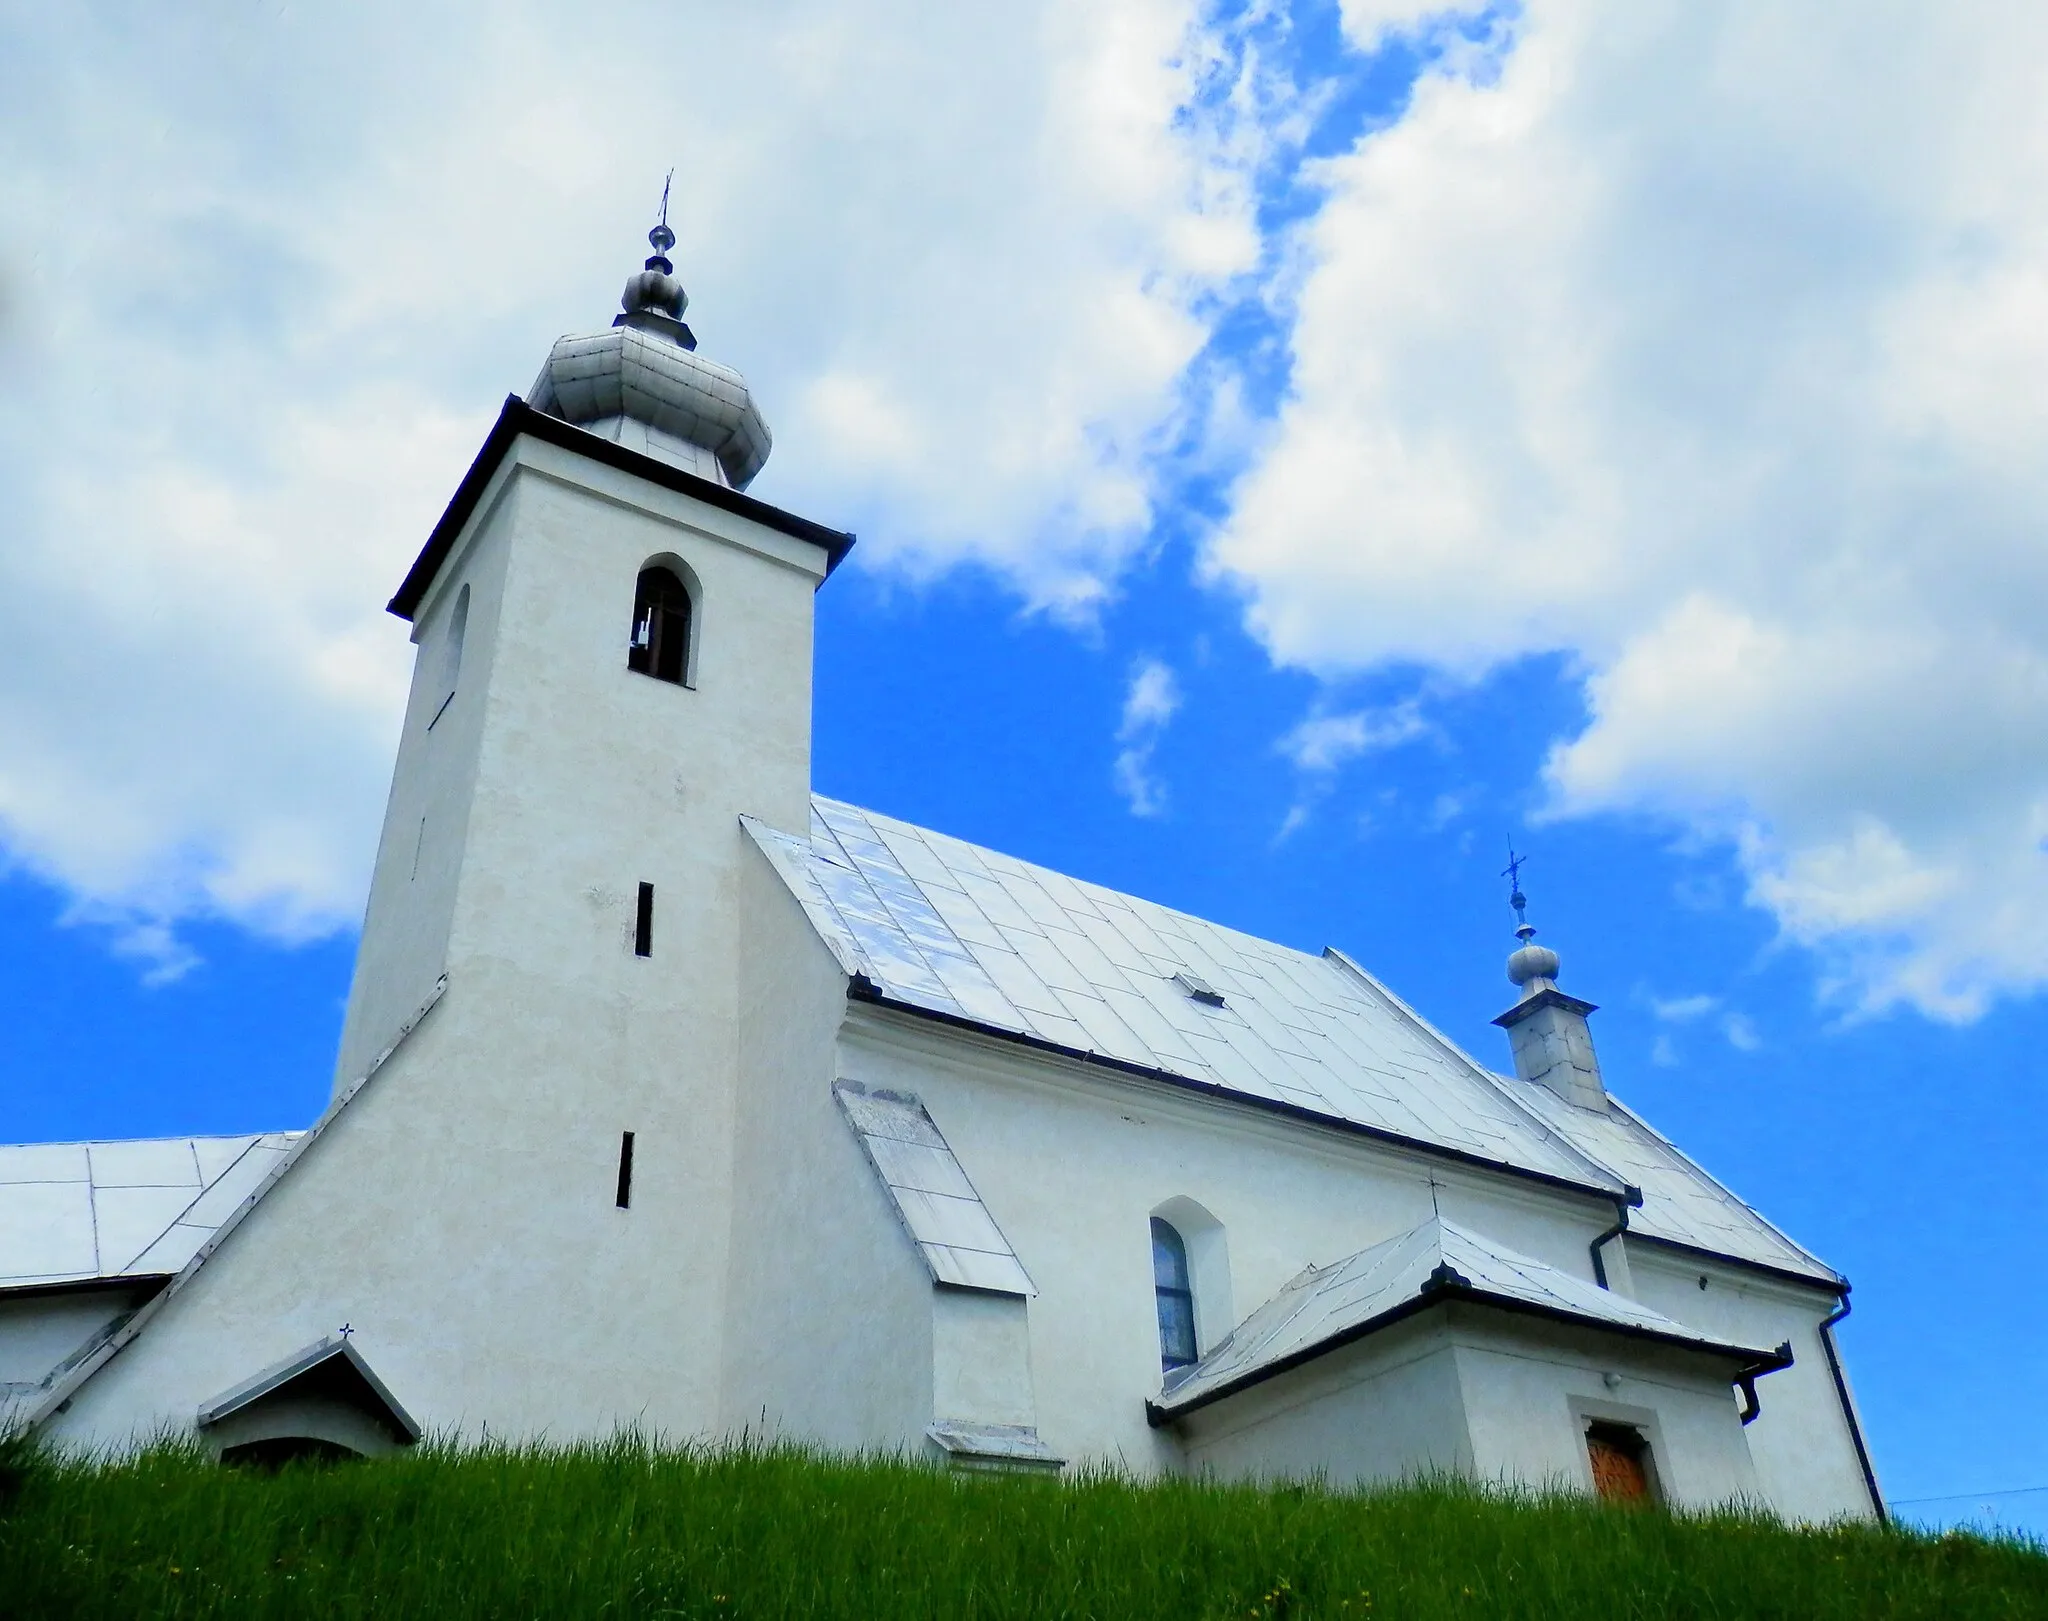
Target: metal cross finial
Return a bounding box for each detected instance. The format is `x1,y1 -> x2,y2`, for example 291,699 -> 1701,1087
1501,845 -> 1529,928
648,171 -> 678,263
338,1322 -> 354,1340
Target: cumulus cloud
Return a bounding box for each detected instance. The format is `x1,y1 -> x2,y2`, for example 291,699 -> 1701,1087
1207,0 -> 2048,1019
1114,658 -> 1183,817
0,0 -> 1270,960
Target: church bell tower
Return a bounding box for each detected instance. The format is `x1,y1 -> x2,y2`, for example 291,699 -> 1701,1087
321,214 -> 853,1436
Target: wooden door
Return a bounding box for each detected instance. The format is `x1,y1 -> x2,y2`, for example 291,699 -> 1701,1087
1586,1424 -> 1652,1503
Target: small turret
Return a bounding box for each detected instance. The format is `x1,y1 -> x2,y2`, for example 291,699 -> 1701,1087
1491,851 -> 1606,1110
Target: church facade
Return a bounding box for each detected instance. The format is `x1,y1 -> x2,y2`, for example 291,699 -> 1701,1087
0,227 -> 1882,1520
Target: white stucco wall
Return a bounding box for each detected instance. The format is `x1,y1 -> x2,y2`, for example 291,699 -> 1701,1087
1448,1308 -> 1760,1509
1626,1243 -> 1876,1521
0,1285 -> 154,1420
835,1004 -> 1633,1477
1178,1314 -> 1474,1487
48,432 -> 836,1453
719,846 -> 935,1452
1175,1305 -> 1759,1510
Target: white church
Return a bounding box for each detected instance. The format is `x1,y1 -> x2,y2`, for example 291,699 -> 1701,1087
1,223 -> 1883,1519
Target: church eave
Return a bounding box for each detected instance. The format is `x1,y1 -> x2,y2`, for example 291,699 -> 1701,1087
388,395 -> 856,622
1625,1229 -> 1848,1296
1144,1283 -> 1794,1428
844,975 -> 1632,1210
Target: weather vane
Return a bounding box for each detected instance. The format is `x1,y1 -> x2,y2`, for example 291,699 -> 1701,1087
1501,844 -> 1530,931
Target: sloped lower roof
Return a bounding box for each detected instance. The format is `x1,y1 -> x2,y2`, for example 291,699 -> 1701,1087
0,1134 -> 300,1291
748,797 -> 1838,1285
836,1080 -> 1034,1296
1151,1217 -> 1791,1422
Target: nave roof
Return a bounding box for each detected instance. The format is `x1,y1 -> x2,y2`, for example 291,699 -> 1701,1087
749,797 -> 1840,1288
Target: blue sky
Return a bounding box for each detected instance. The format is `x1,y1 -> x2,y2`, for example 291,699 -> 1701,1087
5,0 -> 2048,1532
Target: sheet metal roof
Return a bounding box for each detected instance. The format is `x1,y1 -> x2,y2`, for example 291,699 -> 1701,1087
751,797 -> 1839,1285
0,1134 -> 299,1291
836,1080 -> 1034,1296
1152,1216 -> 1788,1420
1514,1086 -> 1839,1283
753,800 -> 1620,1194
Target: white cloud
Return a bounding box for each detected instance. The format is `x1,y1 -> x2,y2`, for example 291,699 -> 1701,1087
1722,1012 -> 1761,1053
1206,0 -> 2048,1019
1279,698 -> 1432,772
0,0 -> 1272,959
1649,993 -> 1717,1024
1114,658 -> 1183,817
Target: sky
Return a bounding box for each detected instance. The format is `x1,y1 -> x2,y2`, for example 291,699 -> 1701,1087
3,0 -> 2046,1533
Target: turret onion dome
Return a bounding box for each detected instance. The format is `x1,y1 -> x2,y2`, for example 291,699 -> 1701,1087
1507,927 -> 1562,991
527,221 -> 772,490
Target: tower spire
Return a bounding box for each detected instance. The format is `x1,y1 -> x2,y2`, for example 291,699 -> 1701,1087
617,175 -> 695,348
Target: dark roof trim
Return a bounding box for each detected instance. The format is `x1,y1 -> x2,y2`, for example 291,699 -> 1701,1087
846,976 -> 1631,1208
0,1273 -> 168,1302
197,1334 -> 421,1443
388,395 -> 857,621
1493,985 -> 1599,1030
1146,1281 -> 1793,1427
1626,1230 -> 1847,1295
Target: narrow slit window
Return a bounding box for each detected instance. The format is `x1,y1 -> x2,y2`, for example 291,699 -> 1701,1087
634,882 -> 654,957
615,1131 -> 635,1209
627,566 -> 692,685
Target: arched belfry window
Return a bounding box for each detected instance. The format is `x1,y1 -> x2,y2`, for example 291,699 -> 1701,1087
1152,1217 -> 1198,1374
628,565 -> 693,686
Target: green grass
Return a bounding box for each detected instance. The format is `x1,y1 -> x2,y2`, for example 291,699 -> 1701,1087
2,1435 -> 2044,1619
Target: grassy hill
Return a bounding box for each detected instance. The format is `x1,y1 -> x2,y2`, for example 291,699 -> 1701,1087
3,1437 -> 2043,1619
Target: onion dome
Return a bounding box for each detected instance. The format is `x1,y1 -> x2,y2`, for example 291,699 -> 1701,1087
527,220 -> 772,490
1507,925 -> 1562,991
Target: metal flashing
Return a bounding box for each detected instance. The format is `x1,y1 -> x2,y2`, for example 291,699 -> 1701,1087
835,1080 -> 1034,1297
1492,985 -> 1599,1029
926,1420 -> 1064,1472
